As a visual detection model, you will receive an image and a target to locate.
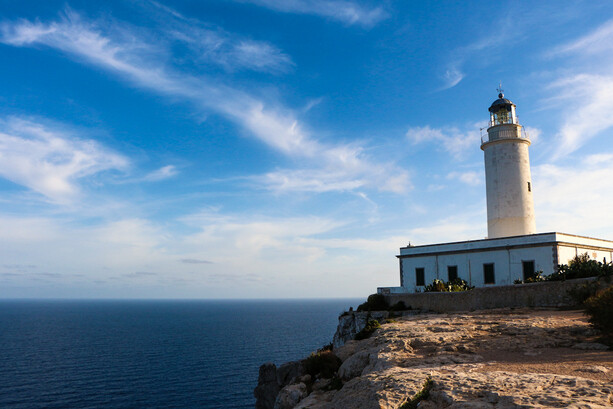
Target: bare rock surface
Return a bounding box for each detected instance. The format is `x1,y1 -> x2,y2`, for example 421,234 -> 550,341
303,309 -> 613,408
333,311 -> 389,348
274,383 -> 308,409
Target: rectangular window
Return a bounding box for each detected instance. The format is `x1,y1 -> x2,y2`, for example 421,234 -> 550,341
522,260 -> 535,281
527,182 -> 531,192
483,263 -> 495,284
415,267 -> 425,286
447,265 -> 458,282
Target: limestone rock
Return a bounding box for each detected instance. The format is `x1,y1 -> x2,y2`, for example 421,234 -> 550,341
254,362 -> 280,409
338,350 -> 370,381
261,309 -> 613,408
578,365 -> 609,374
572,342 -> 609,350
311,378 -> 332,391
277,360 -> 304,387
273,383 -> 307,409
332,311 -> 388,348
293,391 -> 336,409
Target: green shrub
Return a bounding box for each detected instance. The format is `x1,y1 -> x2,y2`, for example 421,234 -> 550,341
302,350 -> 342,379
424,278 -> 474,292
549,253 -> 613,281
515,271 -> 546,284
567,281 -> 602,305
354,319 -> 381,340
357,294 -> 388,312
584,285 -> 613,341
399,377 -> 434,409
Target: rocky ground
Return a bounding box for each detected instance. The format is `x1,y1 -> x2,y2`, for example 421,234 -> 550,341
256,309 -> 613,409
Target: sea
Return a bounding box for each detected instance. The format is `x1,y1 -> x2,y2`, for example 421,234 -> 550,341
0,298 -> 360,409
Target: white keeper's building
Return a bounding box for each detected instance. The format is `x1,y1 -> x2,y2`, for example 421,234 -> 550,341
379,92 -> 613,294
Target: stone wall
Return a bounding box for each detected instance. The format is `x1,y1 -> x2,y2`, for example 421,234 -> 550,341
382,278 -> 599,313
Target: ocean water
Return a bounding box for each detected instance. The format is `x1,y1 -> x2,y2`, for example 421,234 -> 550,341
0,298 -> 359,408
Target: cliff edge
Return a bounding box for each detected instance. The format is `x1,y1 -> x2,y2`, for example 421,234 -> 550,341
255,308 -> 612,408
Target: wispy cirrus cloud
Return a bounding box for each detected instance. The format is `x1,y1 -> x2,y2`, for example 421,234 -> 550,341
142,165 -> 178,182
234,0 -> 388,27
0,10 -> 408,194
146,1 -> 293,74
0,117 -> 127,203
544,19 -> 613,158
552,18 -> 613,56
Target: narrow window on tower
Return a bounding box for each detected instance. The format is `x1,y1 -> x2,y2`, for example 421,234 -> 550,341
415,268 -> 425,286
527,182 -> 531,192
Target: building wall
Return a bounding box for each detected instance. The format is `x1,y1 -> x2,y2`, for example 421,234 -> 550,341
380,278 -> 602,312
393,233 -> 613,293
558,244 -> 613,265
400,245 -> 554,291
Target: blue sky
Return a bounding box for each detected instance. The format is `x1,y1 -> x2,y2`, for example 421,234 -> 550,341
1,0 -> 613,299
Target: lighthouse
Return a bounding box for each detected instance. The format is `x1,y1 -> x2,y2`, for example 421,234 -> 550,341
379,91 -> 613,296
481,90 -> 536,238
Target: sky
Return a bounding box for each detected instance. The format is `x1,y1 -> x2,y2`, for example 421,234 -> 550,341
1,1 -> 613,299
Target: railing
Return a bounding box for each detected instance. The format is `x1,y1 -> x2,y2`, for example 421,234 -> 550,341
481,125 -> 530,145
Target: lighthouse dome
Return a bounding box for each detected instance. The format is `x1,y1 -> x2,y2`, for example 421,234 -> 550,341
488,93 -> 515,112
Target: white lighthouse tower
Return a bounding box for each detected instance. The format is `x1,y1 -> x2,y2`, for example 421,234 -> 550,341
481,90 -> 536,238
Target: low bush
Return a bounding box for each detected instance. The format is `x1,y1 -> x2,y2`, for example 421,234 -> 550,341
549,253 -> 613,281
357,294 -> 388,312
515,254 -> 613,284
584,285 -> 613,342
567,281 -> 603,305
514,271 -> 545,284
354,319 -> 381,340
399,377 -> 434,409
424,278 -> 474,292
302,350 -> 341,379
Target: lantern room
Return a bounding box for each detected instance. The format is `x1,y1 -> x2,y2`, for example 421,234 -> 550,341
488,92 -> 517,127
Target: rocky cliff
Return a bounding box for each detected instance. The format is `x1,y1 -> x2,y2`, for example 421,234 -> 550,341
255,309 -> 612,409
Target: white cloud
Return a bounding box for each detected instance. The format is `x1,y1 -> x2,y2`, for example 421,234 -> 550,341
145,1 -> 294,73
447,170 -> 482,186
406,125 -> 482,159
0,117 -> 127,202
405,214 -> 487,245
0,11 -> 408,194
543,19 -> 613,158
0,209 -> 402,297
553,19 -> 613,55
545,74 -> 613,159
236,0 -> 388,27
533,155 -> 613,237
440,66 -> 464,90
142,165 -> 178,182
